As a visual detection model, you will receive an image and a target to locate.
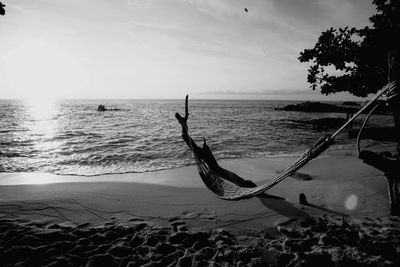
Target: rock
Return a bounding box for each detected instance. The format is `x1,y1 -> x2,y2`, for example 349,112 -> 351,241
97,105 -> 106,112
299,193 -> 309,205
276,101 -> 356,113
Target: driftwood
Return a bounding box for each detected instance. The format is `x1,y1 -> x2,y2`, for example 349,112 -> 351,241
175,95 -> 257,188
175,95 -> 329,201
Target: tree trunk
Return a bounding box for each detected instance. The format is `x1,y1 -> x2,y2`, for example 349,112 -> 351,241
359,150 -> 400,216
369,50 -> 400,216
359,50 -> 400,216
388,49 -> 400,145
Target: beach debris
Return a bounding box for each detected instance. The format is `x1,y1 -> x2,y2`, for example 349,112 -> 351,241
299,193 -> 309,205
175,82 -> 399,215
290,172 -> 312,181
175,95 -> 334,200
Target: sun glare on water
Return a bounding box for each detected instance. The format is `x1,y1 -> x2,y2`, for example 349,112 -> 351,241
23,98 -> 61,153
25,97 -> 59,122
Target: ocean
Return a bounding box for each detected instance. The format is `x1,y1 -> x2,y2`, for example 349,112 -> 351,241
0,99 -> 392,176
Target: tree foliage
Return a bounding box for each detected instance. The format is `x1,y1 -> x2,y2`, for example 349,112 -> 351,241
299,0 -> 400,97
0,1 -> 5,16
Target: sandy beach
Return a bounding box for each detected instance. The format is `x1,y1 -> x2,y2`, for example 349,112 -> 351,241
2,0 -> 399,265
1,154 -> 399,266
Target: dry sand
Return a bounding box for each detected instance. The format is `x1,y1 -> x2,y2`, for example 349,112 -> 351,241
1,154 -> 399,266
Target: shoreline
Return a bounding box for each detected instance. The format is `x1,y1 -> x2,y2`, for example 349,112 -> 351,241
2,153 -> 399,265
0,153 -> 390,222
0,151 -> 359,186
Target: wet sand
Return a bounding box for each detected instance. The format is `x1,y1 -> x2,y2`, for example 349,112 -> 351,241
1,155 -> 399,266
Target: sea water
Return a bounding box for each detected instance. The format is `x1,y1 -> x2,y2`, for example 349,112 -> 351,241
0,99 -> 392,176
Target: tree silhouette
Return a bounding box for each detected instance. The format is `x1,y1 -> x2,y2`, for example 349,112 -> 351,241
299,0 -> 400,97
0,1 -> 5,16
300,0 -> 400,216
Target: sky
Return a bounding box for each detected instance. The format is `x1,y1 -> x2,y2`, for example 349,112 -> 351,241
0,0 -> 376,100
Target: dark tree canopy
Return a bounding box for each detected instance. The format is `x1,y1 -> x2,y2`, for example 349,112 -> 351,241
0,1 -> 5,16
299,0 -> 400,97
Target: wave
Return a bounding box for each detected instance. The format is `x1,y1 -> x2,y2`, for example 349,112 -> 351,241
1,99 -> 377,176
0,129 -> 29,133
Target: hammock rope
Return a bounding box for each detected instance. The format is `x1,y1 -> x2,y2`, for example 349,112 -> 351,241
176,82 -> 397,200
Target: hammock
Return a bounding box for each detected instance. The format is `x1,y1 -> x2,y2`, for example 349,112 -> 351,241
175,82 -> 397,200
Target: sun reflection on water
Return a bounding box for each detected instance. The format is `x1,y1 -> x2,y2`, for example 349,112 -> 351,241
23,98 -> 61,153
25,98 -> 59,121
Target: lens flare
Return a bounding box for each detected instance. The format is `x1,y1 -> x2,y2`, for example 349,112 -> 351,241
345,194 -> 358,210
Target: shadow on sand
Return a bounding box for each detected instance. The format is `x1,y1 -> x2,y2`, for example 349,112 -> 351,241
257,193 -> 347,220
